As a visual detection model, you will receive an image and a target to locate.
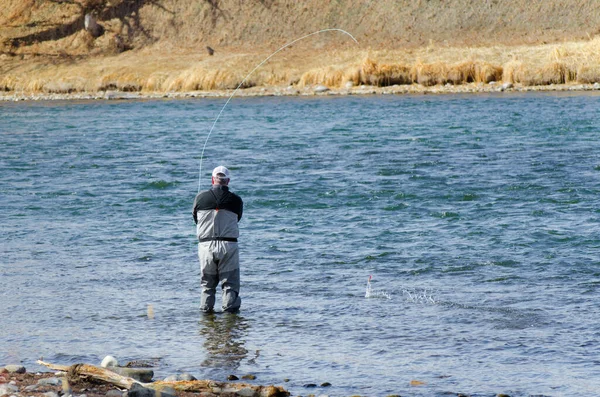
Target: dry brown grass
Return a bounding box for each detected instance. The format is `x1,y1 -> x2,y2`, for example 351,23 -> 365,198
577,65 -> 600,84
2,36 -> 600,95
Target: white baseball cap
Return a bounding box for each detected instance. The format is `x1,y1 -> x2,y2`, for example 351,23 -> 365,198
212,165 -> 230,179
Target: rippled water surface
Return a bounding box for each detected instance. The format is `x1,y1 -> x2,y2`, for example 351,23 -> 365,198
2,93 -> 600,396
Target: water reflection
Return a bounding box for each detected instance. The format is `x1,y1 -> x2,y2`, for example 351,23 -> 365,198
198,313 -> 249,369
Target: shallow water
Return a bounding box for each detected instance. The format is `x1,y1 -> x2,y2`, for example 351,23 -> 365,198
2,92 -> 600,396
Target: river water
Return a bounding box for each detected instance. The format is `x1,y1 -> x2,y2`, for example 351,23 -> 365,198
2,92 -> 600,397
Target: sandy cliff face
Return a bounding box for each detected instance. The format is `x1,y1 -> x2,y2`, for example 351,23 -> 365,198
2,0 -> 600,55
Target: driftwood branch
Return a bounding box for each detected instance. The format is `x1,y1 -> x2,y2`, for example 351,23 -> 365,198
37,361 -> 137,389
36,360 -> 289,397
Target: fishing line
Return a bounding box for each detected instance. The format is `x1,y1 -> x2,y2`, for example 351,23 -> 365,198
197,28 -> 359,192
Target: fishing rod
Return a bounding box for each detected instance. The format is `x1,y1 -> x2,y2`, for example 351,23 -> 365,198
197,28 -> 359,193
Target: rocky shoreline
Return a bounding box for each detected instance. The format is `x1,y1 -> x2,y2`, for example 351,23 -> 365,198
2,82 -> 600,102
0,359 -> 289,397
1,365 -> 127,397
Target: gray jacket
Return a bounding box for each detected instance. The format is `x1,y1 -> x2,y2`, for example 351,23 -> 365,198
193,185 -> 243,241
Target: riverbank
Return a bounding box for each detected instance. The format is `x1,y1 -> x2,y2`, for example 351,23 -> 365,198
2,81 -> 600,102
3,1 -> 600,101
2,35 -> 600,101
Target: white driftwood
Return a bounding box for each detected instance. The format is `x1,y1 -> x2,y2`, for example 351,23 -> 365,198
37,361 -> 138,389
37,361 -> 289,396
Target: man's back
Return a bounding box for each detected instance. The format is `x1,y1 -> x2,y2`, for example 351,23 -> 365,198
193,185 -> 243,240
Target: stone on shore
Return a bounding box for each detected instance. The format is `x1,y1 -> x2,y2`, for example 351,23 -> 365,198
109,367 -> 153,383
37,377 -> 62,386
128,383 -> 175,397
314,85 -> 329,93
4,365 -> 26,374
235,387 -> 256,397
0,383 -> 19,396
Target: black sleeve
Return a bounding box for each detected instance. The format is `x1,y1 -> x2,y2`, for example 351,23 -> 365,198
237,196 -> 243,221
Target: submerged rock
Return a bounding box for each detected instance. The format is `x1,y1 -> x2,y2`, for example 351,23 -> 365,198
124,360 -> 157,368
163,373 -> 196,382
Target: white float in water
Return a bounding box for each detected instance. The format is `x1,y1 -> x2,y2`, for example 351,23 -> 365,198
365,275 -> 391,299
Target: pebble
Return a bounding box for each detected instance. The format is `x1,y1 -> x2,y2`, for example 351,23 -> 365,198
313,85 -> 329,93
227,375 -> 239,381
126,383 -> 155,397
0,384 -> 19,396
594,82 -> 600,90
235,388 -> 255,397
105,390 -> 124,397
127,384 -> 175,397
4,366 -> 25,374
43,392 -> 59,397
241,374 -> 256,380
37,377 -> 62,386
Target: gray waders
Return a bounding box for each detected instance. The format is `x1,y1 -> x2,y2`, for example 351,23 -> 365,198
198,240 -> 241,313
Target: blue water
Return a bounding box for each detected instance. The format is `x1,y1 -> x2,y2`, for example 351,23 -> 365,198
1,93 -> 600,397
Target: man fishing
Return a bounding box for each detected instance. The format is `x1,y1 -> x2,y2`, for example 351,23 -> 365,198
193,166 -> 243,313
